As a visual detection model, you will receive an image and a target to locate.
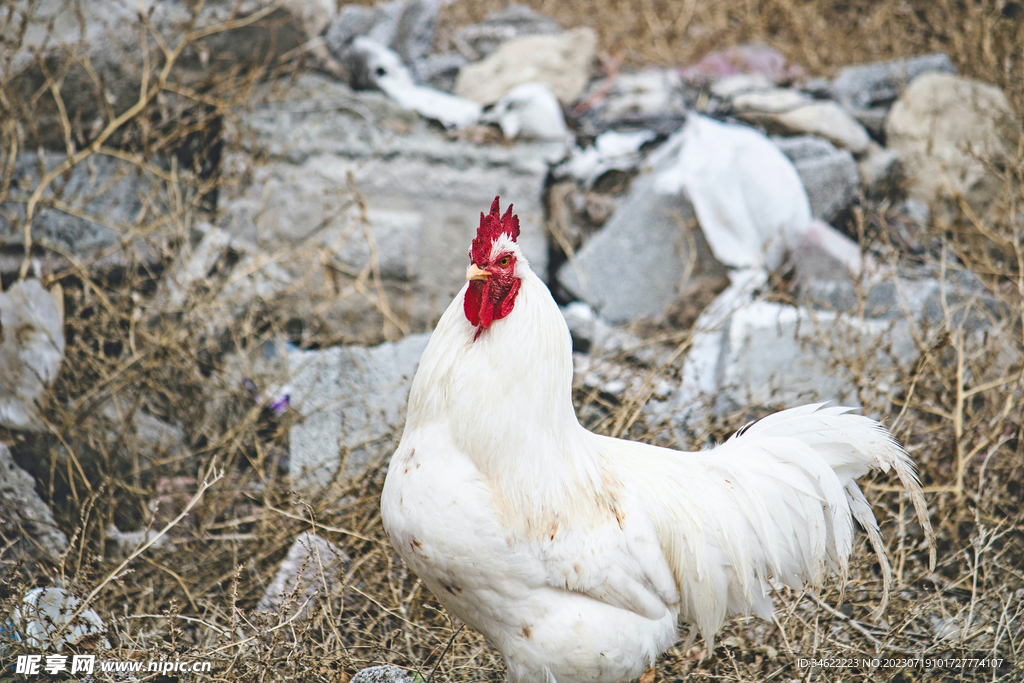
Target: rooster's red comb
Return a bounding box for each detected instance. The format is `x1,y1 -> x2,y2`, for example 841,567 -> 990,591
471,196 -> 520,265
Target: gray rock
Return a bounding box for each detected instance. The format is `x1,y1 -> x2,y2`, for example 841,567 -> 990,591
829,54 -> 955,139
773,136 -> 860,222
556,172 -> 726,324
413,51 -> 468,92
390,0 -> 440,65
4,0 -> 335,150
328,2 -> 401,52
857,142 -> 902,199
454,27 -> 597,105
885,73 -> 1020,217
452,4 -> 562,62
288,333 -> 430,488
648,264 -> 1005,439
561,302 -> 672,367
99,395 -> 188,467
0,279 -> 65,432
829,53 -> 955,112
158,224 -> 292,325
104,524 -> 167,558
351,666 -> 415,683
326,0 -> 439,68
258,532 -> 348,616
221,73 -> 551,341
0,153 -> 174,272
565,302 -> 680,401
712,301 -> 916,414
799,265 -> 1003,332
1,442 -> 68,561
849,107 -> 889,140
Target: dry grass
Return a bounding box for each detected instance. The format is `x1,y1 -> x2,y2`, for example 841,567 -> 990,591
1,0 -> 1023,682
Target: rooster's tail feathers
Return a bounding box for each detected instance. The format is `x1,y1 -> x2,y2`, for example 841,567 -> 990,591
615,404 -> 933,646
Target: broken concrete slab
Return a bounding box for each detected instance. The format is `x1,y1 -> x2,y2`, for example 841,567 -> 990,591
288,333 -> 430,489
0,153 -> 176,273
773,135 -> 860,223
221,73 -> 552,341
258,532 -> 348,617
0,442 -> 68,563
556,172 -> 725,324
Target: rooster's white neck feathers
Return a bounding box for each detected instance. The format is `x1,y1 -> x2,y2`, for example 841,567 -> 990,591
404,260 -> 605,514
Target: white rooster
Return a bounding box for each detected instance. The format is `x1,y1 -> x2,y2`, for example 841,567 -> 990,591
381,198 -> 934,683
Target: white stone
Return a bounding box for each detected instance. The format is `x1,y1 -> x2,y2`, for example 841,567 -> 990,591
885,73 -> 1019,215
12,587 -> 109,650
731,88 -> 810,113
352,666 -> 415,683
0,279 -> 65,432
454,27 -> 597,105
710,73 -> 775,99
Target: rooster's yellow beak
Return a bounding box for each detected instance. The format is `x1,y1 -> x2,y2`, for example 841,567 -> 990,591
466,264 -> 490,282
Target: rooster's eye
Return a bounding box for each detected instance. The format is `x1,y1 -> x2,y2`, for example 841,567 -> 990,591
498,256 -> 510,267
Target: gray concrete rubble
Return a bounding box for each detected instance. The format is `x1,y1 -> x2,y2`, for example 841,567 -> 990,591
220,73 -> 552,341
288,333 -> 430,489
730,88 -> 870,154
351,666 -> 416,683
326,0 -> 440,68
4,0 -> 337,150
556,170 -> 725,324
828,53 -> 955,137
1,442 -> 69,562
772,136 -> 860,223
0,153 -> 176,273
258,532 -> 349,617
452,5 -> 563,62
643,264 -> 1007,441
